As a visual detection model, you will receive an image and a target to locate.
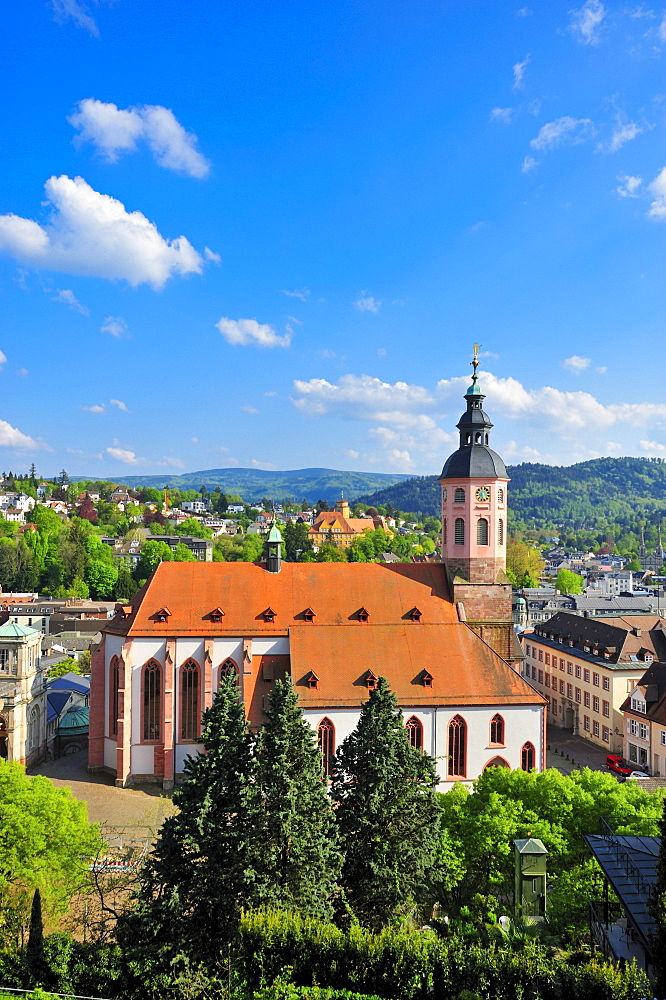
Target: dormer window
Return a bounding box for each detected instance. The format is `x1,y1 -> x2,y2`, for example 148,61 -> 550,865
365,670 -> 378,691
261,607 -> 276,623
305,670 -> 319,689
422,670 -> 433,688
409,607 -> 422,622
156,606 -> 171,622
209,607 -> 225,622
357,607 -> 370,622
120,604 -> 133,620
301,607 -> 316,622
643,653 -> 654,663
631,697 -> 646,713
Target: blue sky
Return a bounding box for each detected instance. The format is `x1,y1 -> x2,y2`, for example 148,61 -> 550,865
0,0 -> 664,478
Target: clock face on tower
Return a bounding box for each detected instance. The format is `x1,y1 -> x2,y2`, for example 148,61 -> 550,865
475,486 -> 490,502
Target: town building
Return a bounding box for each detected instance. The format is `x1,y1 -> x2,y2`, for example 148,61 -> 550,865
620,661 -> 666,775
308,498 -> 381,550
0,621 -> 46,765
89,353 -> 545,789
521,612 -> 666,754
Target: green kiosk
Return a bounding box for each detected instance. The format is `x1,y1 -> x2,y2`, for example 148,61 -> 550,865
513,838 -> 548,923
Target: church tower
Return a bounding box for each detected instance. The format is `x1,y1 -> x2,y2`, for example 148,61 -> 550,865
439,346 -> 514,659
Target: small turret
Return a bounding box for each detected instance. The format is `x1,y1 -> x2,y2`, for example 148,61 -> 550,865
266,523 -> 283,573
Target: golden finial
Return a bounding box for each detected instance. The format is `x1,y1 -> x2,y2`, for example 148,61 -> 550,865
471,343 -> 482,381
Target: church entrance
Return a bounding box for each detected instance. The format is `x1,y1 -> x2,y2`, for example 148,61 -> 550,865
564,705 -> 575,732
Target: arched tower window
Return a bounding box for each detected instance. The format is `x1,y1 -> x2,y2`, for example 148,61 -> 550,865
28,705 -> 41,751
475,432 -> 482,443
143,661 -> 162,742
521,742 -> 535,772
109,656 -> 119,738
490,713 -> 504,745
448,715 -> 466,777
454,487 -> 465,503
477,518 -> 488,545
181,660 -> 201,741
498,518 -> 504,545
454,518 -> 465,546
406,715 -> 423,751
497,488 -> 504,504
442,518 -> 447,545
318,718 -> 335,777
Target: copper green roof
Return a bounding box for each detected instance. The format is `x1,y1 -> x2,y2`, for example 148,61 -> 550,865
267,524 -> 283,543
0,621 -> 40,638
57,706 -> 89,732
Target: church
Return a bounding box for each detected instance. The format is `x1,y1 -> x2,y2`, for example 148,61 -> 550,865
88,355 -> 545,787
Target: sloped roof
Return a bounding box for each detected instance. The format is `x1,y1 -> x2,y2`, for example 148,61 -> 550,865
46,690 -> 71,723
48,673 -> 90,694
106,562 -> 458,637
0,621 -> 39,638
290,623 -> 542,709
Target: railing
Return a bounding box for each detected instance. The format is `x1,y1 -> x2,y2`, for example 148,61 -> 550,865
598,816 -> 652,900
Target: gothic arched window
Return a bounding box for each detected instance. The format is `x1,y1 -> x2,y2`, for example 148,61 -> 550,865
219,658 -> 238,685
490,713 -> 504,745
477,518 -> 489,545
454,518 -> 465,546
318,718 -> 335,777
498,518 -> 504,545
448,715 -> 466,777
110,656 -> 119,738
181,660 -> 201,741
454,487 -> 465,503
143,661 -> 162,742
406,715 -> 423,751
28,705 -> 40,751
521,742 -> 535,772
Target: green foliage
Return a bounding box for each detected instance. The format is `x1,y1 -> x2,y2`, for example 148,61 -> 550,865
0,761 -> 102,940
282,521 -> 313,561
332,678 -> 441,929
556,568 -> 585,595
253,679 -> 342,919
45,657 -> 81,679
239,909 -> 651,1000
173,542 -> 197,562
175,518 -> 213,539
136,539 -> 173,578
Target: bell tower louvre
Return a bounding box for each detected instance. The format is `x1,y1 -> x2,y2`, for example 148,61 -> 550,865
439,346 -> 513,656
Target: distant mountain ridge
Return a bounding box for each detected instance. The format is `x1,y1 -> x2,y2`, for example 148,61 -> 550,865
356,457 -> 666,526
104,467 -> 412,504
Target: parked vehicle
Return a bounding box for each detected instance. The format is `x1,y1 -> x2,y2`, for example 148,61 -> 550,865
625,770 -> 651,780
605,754 -> 633,777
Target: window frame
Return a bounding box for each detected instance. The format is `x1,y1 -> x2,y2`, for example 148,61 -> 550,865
448,715 -> 467,778
141,660 -> 163,744
180,659 -> 202,743
489,713 -> 505,746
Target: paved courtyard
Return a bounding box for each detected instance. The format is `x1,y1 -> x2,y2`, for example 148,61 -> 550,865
545,724 -> 613,775
32,749 -> 176,832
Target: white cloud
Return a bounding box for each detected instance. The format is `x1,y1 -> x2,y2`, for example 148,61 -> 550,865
0,176 -> 203,289
250,459 -> 276,470
343,449 -> 360,460
659,13 -> 666,41
292,374 -> 434,420
106,446 -> 140,465
616,174 -> 643,198
596,366 -> 608,374
281,287 -> 310,302
101,316 -> 128,338
81,403 -> 106,414
491,107 -> 514,124
512,55 -> 530,90
353,292 -> 381,313
377,347 -> 387,357
157,456 -> 185,468
191,436 -> 199,444
640,439 -> 666,456
516,7 -> 533,15
16,368 -> 28,377
467,221 -> 486,233
648,167 -> 666,219
530,117 -> 594,151
204,247 -> 221,264
69,99 -> 210,179
0,351 -> 6,369
0,420 -> 39,449
264,391 -> 278,397
568,0 -> 606,44
562,355 -> 592,373
50,0 -> 99,36
109,398 -> 128,412
241,405 -> 260,414
52,288 -> 89,315
216,317 -> 292,348
521,155 -> 537,173
597,122 -> 643,153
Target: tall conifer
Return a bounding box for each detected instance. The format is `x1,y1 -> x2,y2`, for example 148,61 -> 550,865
253,677 -> 342,918
331,676 -> 440,929
121,670 -> 257,967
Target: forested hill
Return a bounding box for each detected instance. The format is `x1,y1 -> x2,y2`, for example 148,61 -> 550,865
356,457 -> 666,526
109,467 -> 411,503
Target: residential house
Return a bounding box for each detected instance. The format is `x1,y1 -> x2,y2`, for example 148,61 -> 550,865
620,661 -> 666,775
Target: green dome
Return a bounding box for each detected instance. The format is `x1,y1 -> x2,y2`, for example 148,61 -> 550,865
267,524 -> 283,543
466,381 -> 483,395
0,621 -> 40,638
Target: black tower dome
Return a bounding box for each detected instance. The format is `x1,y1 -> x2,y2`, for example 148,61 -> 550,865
440,350 -> 507,480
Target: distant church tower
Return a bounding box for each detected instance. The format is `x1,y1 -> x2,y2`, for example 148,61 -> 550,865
439,346 -> 514,659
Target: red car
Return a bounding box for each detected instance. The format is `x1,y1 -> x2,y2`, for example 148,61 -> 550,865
606,754 -> 633,777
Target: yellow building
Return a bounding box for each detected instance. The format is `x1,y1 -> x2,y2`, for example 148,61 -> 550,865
308,498 -> 387,549
521,612 -> 664,755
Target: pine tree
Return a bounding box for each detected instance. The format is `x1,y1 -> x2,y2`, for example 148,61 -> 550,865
253,677 -> 342,919
331,677 -> 441,929
120,670 -> 258,969
26,887 -> 47,985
